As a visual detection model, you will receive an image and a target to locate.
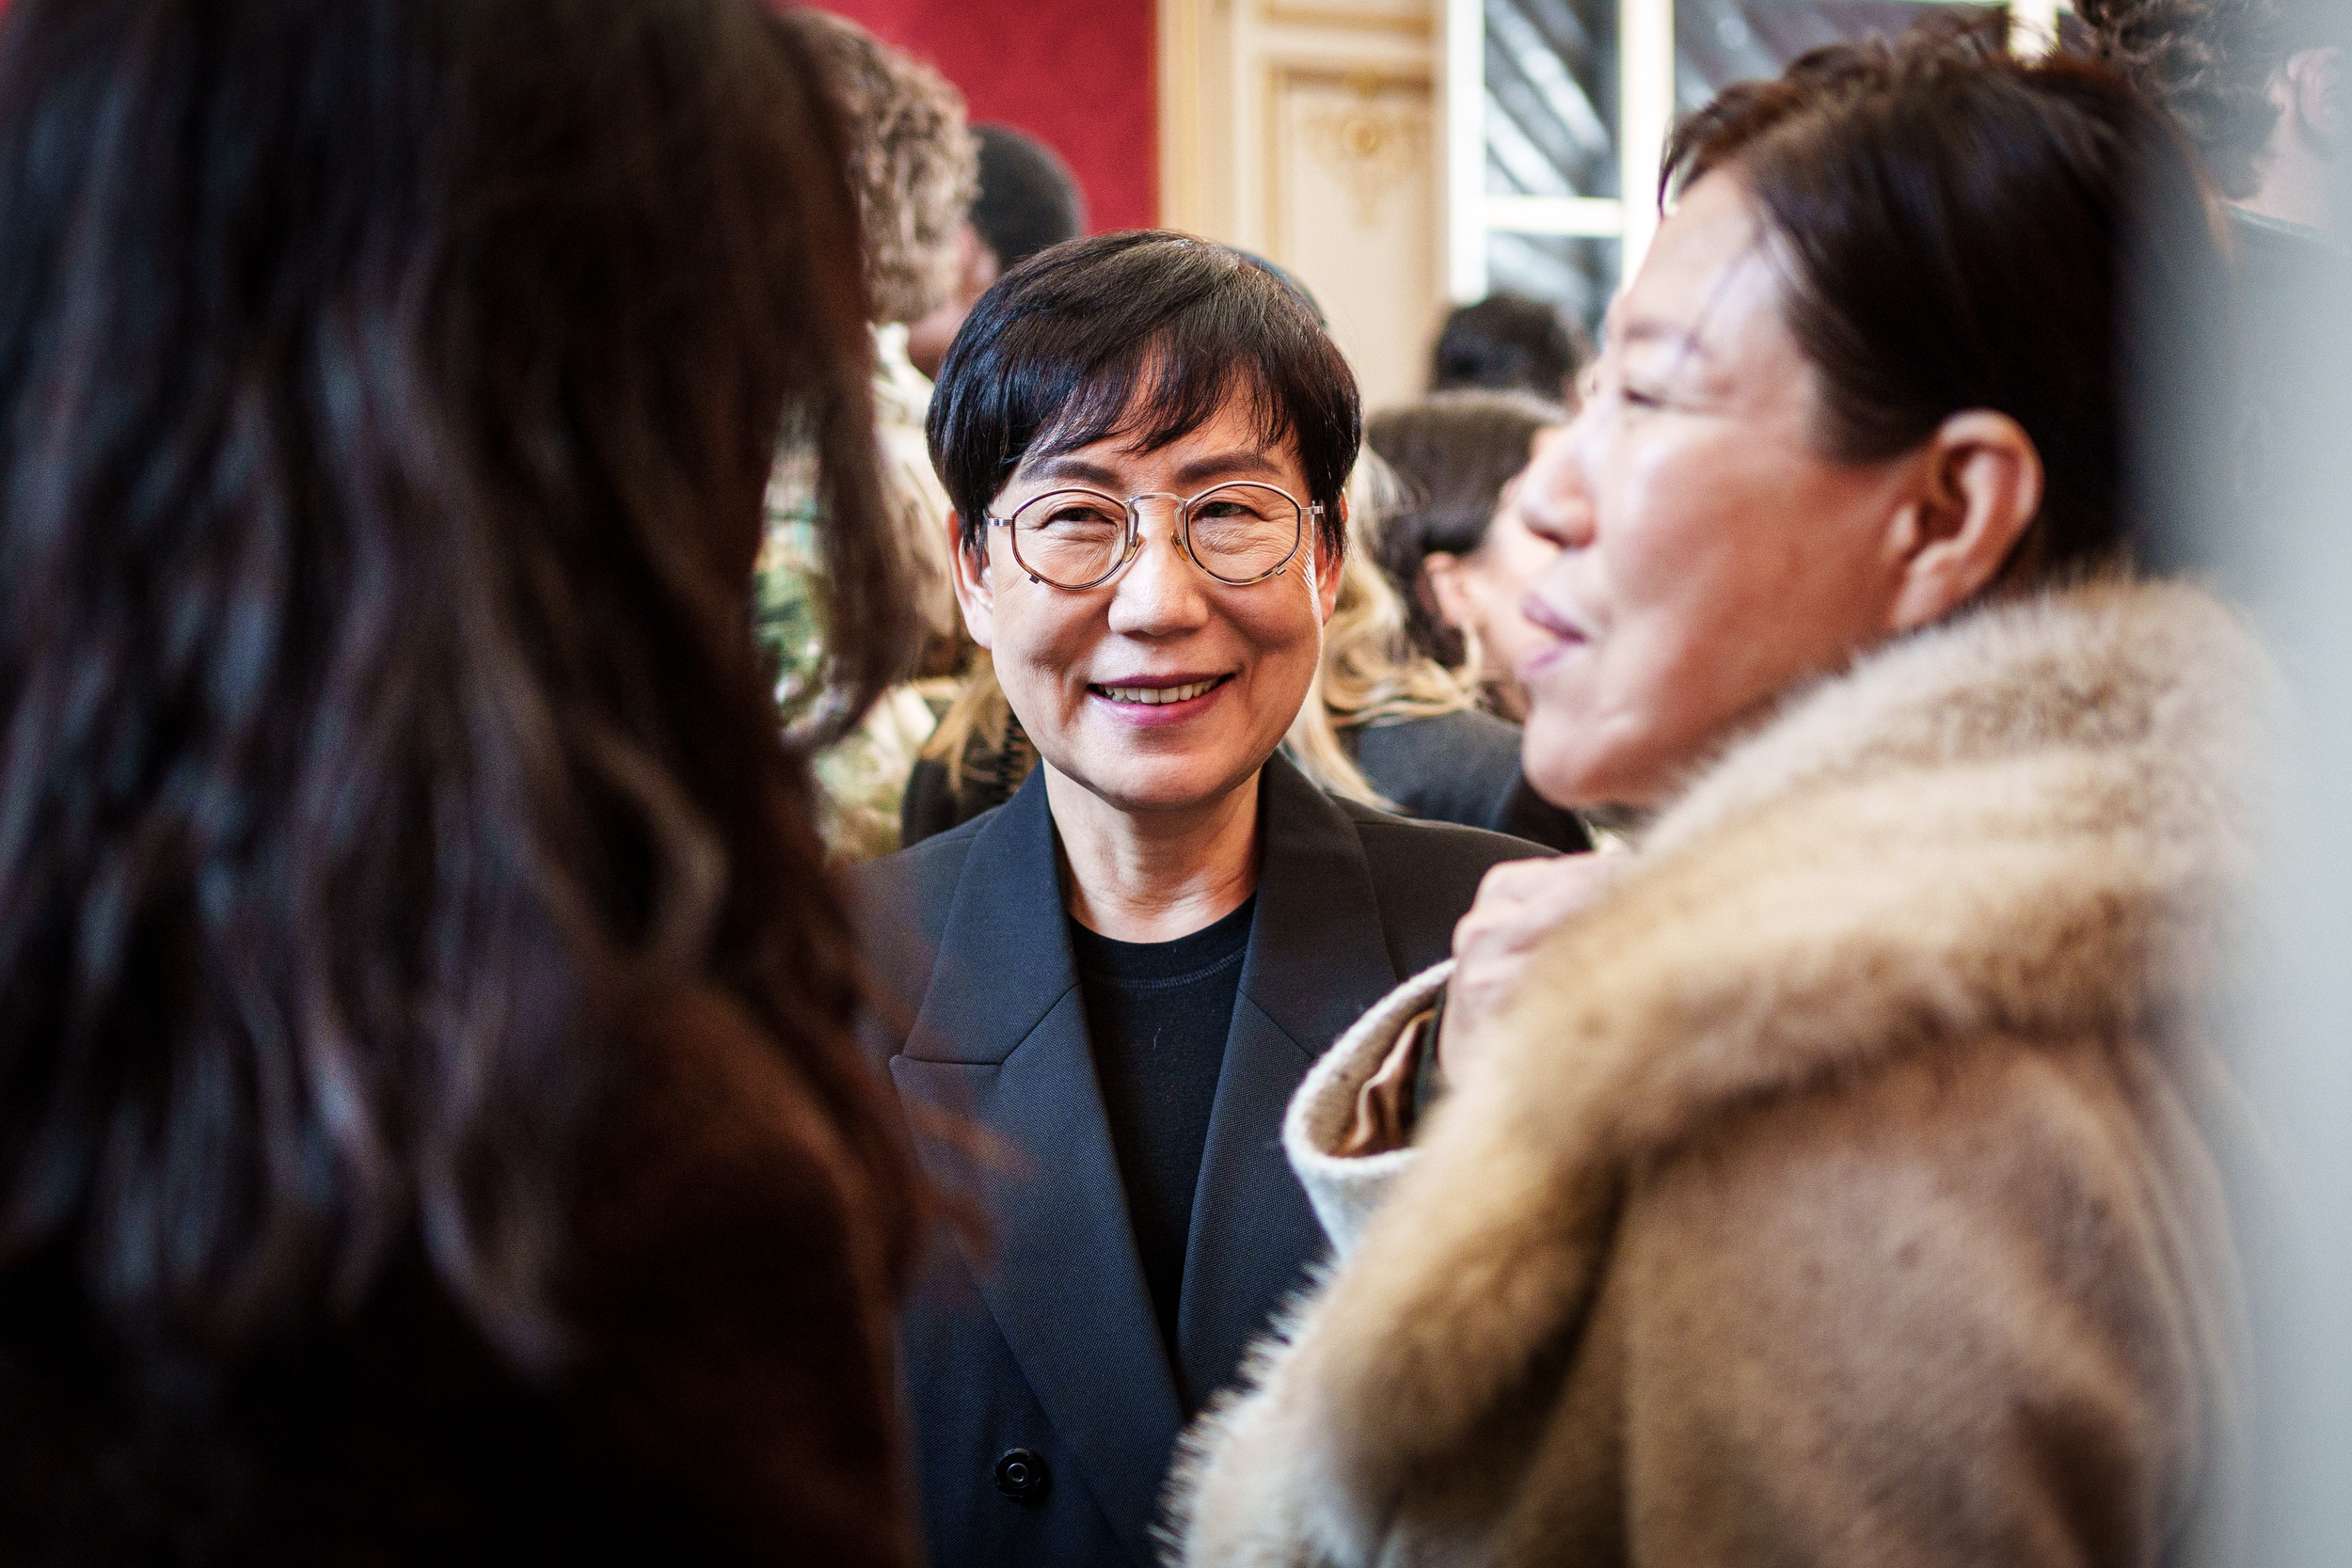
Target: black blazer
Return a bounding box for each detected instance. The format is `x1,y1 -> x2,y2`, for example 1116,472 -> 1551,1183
853,754 -> 1551,1568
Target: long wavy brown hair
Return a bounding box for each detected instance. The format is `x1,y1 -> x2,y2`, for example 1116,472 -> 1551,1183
0,0 -> 922,1371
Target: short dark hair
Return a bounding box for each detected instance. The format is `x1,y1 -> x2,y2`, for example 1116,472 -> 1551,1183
1429,293 -> 1587,397
971,124 -> 1087,271
1665,16 -> 2228,582
928,231 -> 1360,555
1365,391 -> 1565,666
2080,0 -> 2352,198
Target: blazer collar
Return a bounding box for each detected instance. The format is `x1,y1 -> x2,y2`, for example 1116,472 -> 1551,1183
1236,754 -> 1404,1052
900,753 -> 1400,1065
901,763 -> 1071,1067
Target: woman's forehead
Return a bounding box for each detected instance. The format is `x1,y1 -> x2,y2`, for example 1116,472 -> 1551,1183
1016,397 -> 1304,483
1606,173 -> 1785,371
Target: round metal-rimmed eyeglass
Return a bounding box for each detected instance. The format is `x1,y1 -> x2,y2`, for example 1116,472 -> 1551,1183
983,483 -> 1322,591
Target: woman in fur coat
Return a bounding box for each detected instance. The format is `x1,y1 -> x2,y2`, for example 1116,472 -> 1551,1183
1171,24 -> 2257,1568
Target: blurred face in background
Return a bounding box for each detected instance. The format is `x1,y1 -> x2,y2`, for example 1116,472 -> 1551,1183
952,396 -> 1343,822
1510,170 -> 1931,808
1422,458 -> 1562,721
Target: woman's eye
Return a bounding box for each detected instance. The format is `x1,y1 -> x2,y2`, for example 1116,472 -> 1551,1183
1621,382 -> 1667,410
1043,504 -> 1118,527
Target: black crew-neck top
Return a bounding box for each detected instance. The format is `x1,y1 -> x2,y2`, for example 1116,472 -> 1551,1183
1067,895 -> 1255,1402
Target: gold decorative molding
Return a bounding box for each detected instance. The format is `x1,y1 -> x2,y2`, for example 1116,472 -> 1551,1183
1263,64 -> 1434,242
1257,0 -> 1434,37
1159,0 -> 1241,236
1159,0 -> 1205,231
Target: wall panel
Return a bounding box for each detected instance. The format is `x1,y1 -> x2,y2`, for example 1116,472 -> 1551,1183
1163,0 -> 1446,409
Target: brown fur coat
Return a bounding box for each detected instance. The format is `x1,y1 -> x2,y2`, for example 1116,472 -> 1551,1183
1169,580 -> 2261,1567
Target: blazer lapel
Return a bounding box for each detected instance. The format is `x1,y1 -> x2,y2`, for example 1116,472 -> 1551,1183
1175,756 -> 1404,1406
889,769 -> 1183,1564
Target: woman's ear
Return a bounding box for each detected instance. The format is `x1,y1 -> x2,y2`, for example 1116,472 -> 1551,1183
947,513 -> 995,649
1422,551 -> 1473,629
1884,410 -> 2044,632
2281,45 -> 2344,147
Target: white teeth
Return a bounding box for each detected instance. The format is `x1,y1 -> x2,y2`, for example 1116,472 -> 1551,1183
1101,678 -> 1219,705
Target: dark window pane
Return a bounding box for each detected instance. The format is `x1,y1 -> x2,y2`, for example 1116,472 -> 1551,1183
1675,0 -> 2006,113
1486,0 -> 1619,198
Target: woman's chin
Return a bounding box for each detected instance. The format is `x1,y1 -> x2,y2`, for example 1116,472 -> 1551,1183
1057,753 -> 1261,821
1520,715 -> 1661,813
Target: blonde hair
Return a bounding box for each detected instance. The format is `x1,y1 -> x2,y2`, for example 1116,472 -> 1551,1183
925,645 -> 1012,795
923,454 -> 1474,809
1282,451 -> 1476,808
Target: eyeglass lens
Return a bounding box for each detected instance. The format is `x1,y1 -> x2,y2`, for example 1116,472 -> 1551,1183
1009,485 -> 1302,588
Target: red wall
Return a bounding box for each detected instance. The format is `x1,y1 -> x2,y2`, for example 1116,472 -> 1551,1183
814,0 -> 1156,234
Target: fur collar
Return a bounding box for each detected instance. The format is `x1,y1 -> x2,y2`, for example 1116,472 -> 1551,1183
1176,578 -> 2266,1565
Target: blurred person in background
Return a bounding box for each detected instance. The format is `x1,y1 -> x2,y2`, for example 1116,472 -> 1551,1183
907,123 -> 1089,381
1427,291 -> 1590,403
858,232 -> 1550,1568
765,9 -> 977,860
2083,0 -> 2344,240
895,652 -> 1035,843
1285,454 -> 1591,851
0,0 -> 930,1563
2083,0 -> 2347,538
1365,389 -> 1568,722
1174,22 -> 2255,1567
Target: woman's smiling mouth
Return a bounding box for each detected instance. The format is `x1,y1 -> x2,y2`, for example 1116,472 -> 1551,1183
1091,675 -> 1232,705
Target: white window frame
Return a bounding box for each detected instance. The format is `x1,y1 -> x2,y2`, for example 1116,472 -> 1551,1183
1446,0 -> 2067,301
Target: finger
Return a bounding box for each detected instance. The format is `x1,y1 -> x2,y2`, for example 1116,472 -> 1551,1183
1470,856 -> 1573,911
1466,855 -> 1623,942
1513,859 -> 1625,929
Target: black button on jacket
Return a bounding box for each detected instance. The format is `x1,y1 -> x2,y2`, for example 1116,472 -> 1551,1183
854,756 -> 1552,1568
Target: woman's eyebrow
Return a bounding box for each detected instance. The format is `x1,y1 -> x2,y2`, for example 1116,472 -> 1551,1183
1172,450 -> 1282,485
1022,449 -> 1286,488
1026,454 -> 1122,485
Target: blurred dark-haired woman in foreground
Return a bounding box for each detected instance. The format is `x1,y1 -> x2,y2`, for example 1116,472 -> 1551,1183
1175,23 -> 2257,1567
0,1 -> 925,1562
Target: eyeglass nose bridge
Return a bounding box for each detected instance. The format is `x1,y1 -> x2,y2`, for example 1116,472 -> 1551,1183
1122,491 -> 1198,572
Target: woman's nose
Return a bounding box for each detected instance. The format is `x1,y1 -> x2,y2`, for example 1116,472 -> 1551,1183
1105,508 -> 1210,634
1516,420 -> 1598,549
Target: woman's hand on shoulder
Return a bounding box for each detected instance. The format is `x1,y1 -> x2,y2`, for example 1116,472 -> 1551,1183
1438,850 -> 1629,1084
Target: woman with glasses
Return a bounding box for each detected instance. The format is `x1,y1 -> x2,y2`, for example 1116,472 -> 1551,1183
854,232 -> 1556,1568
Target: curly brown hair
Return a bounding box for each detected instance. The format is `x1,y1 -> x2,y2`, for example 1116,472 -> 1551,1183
2077,0 -> 2340,197
787,11 -> 978,325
